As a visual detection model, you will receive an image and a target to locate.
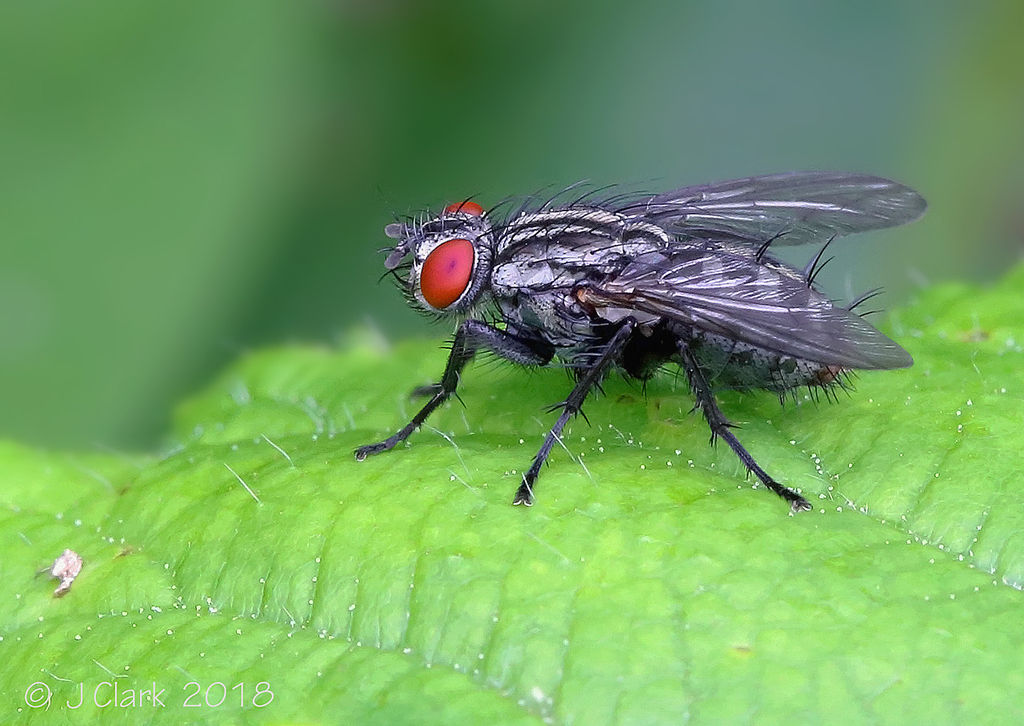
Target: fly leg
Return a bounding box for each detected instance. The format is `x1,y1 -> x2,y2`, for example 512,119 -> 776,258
355,320 -> 553,460
514,319 -> 636,506
678,342 -> 812,513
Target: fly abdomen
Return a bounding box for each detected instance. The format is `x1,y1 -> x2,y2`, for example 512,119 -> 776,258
686,329 -> 847,393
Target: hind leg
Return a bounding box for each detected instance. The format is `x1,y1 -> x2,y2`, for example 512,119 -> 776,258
678,341 -> 811,513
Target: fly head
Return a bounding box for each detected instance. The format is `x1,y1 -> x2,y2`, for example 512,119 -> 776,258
383,201 -> 495,316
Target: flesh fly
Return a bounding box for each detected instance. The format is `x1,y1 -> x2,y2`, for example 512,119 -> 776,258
356,172 -> 926,512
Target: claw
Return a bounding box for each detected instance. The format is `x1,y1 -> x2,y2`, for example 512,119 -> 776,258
512,480 -> 534,506
789,496 -> 812,513
354,443 -> 386,461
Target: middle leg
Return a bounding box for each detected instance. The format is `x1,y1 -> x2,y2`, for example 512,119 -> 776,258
513,319 -> 637,506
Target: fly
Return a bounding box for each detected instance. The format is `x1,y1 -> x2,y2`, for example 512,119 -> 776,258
355,172 -> 926,512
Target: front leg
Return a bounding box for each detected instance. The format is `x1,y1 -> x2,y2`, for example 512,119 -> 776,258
355,320 -> 553,461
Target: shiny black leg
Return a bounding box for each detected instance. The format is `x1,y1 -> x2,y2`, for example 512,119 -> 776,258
355,320 -> 553,460
513,320 -> 636,506
678,342 -> 812,513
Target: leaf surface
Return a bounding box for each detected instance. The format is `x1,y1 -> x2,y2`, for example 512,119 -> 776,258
2,268 -> 1024,724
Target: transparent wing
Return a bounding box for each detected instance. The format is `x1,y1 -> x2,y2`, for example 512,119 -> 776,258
582,250 -> 912,369
621,172 -> 926,246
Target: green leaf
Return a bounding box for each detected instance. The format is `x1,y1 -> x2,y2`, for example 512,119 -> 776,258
3,267 -> 1024,724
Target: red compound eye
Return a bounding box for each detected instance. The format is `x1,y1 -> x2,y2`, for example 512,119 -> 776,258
443,200 -> 484,216
420,238 -> 475,309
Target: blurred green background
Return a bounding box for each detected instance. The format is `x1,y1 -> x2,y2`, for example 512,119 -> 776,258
1,0 -> 1022,451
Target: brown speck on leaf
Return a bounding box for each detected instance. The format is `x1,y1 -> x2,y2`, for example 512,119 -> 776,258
50,549 -> 83,598
958,329 -> 990,342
